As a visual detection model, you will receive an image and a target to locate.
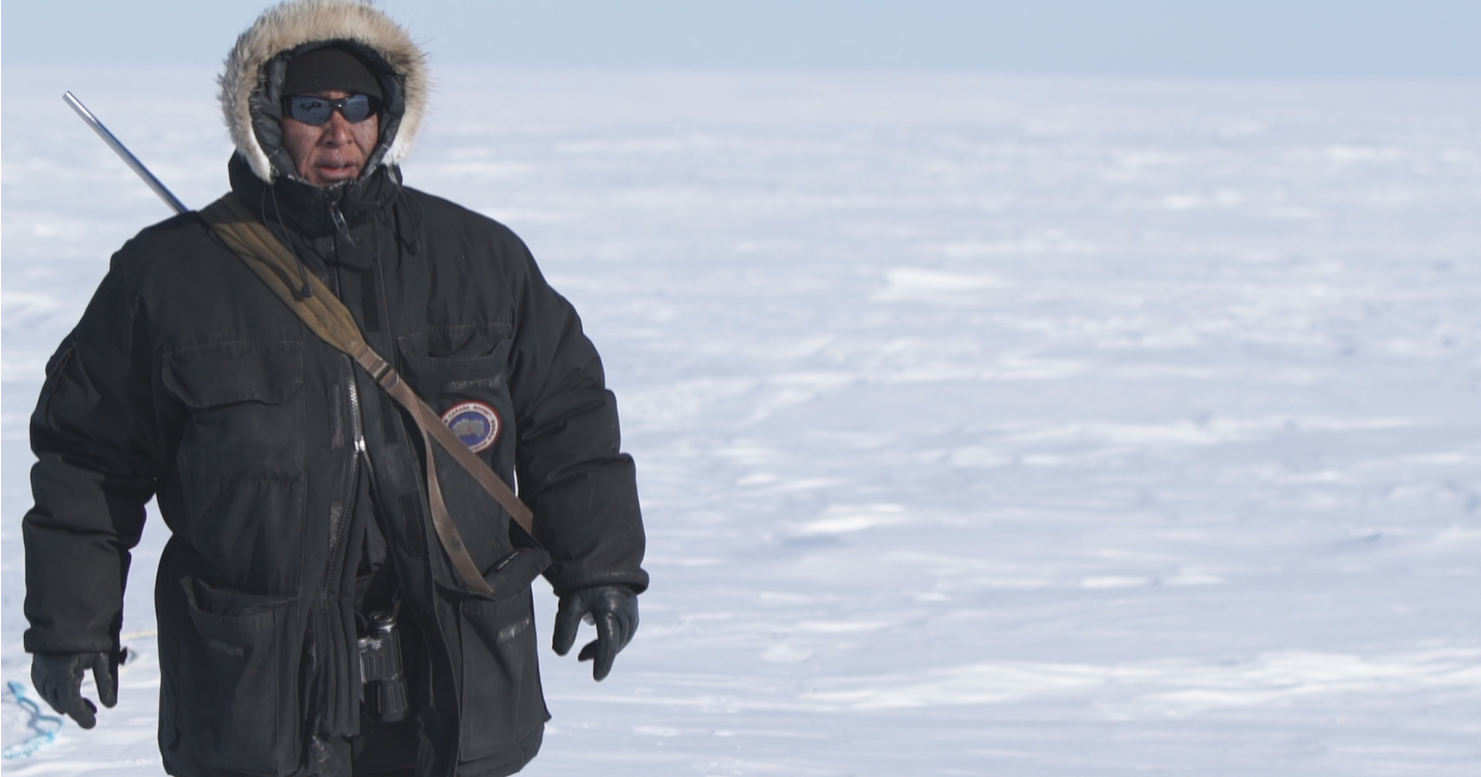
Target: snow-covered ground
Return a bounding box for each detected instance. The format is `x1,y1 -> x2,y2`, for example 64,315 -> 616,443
3,65 -> 1479,776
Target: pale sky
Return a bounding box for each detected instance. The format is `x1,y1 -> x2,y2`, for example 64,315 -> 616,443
3,0 -> 1479,77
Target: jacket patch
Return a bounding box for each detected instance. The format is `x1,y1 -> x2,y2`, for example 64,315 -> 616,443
442,401 -> 501,453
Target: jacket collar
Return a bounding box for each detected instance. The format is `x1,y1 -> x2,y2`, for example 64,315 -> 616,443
228,152 -> 400,241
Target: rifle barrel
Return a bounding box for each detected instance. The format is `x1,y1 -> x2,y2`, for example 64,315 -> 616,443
63,91 -> 188,214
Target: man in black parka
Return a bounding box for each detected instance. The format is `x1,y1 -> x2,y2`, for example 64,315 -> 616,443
21,1 -> 647,775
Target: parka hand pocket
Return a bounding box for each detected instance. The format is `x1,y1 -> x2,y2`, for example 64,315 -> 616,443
170,577 -> 299,775
456,547 -> 551,763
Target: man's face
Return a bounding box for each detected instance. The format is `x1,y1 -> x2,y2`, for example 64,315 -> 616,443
281,90 -> 380,187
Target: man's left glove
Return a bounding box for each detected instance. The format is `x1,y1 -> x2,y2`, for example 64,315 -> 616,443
552,585 -> 639,682
31,650 -> 122,729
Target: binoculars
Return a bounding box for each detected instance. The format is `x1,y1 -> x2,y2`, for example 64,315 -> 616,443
357,611 -> 408,722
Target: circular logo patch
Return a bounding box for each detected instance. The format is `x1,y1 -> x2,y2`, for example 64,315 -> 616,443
441,401 -> 501,453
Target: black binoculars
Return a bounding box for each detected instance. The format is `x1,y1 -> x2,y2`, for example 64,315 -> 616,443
357,611 -> 408,722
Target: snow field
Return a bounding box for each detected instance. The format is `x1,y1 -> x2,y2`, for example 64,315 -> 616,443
3,66 -> 1480,775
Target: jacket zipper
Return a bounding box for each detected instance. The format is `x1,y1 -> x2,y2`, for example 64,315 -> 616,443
358,432 -> 410,603
323,361 -> 364,602
329,203 -> 355,245
322,231 -> 364,603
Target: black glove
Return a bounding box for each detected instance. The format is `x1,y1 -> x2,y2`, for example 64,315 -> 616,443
552,585 -> 639,682
31,651 -> 121,729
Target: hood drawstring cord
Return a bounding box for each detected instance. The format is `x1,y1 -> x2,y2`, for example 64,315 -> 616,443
380,167 -> 423,257
388,188 -> 424,256
262,185 -> 315,299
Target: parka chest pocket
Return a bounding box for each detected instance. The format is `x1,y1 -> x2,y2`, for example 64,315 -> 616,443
397,324 -> 516,469
162,340 -> 306,479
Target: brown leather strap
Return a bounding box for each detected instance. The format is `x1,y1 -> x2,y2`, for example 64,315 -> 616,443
201,193 -> 536,595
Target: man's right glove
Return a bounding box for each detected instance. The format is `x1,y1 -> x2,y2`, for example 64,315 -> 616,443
30,651 -> 120,729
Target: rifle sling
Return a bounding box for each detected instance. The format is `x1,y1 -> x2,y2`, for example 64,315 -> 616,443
201,193 -> 537,595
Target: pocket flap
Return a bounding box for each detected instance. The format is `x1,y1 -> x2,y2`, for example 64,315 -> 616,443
180,577 -> 294,641
484,547 -> 552,600
441,547 -> 552,601
398,323 -> 512,360
163,341 -> 303,408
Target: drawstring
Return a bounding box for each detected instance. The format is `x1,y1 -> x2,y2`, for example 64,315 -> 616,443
262,185 -> 315,299
407,193 -> 424,255
383,166 -> 423,257
389,188 -> 424,256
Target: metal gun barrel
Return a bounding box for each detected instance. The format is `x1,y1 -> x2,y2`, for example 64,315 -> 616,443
63,91 -> 188,214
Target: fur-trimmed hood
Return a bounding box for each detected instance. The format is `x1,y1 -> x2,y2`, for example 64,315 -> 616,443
219,0 -> 428,183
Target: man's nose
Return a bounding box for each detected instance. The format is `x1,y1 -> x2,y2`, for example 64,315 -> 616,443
321,112 -> 354,144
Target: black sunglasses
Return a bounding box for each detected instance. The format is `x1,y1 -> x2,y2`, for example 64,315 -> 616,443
283,93 -> 381,126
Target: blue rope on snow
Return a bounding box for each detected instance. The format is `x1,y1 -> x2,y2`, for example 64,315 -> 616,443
3,681 -> 63,759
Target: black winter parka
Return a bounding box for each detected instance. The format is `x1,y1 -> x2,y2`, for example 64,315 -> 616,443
22,155 -> 648,777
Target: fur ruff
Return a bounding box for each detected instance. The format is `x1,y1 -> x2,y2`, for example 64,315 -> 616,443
219,0 -> 428,182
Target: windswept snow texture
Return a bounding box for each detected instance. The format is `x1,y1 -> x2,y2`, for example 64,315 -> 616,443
4,67 -> 1480,776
